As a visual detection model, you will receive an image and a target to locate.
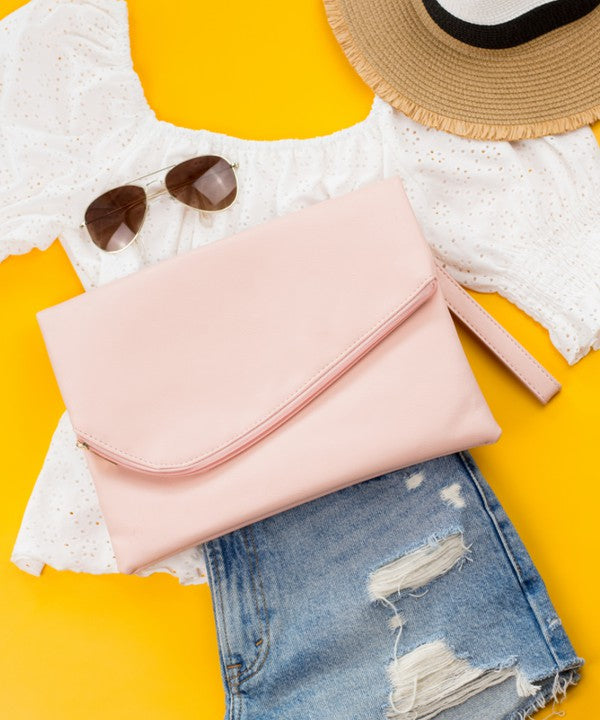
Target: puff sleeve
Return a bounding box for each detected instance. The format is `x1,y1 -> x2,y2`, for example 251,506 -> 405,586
384,106 -> 600,365
0,0 -> 140,263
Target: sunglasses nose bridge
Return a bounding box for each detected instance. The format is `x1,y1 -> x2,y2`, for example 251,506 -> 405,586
144,186 -> 171,202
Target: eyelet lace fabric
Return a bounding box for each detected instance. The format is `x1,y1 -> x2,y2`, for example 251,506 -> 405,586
3,0 -> 600,584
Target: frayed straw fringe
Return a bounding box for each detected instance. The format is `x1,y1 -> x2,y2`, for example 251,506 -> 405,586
322,0 -> 600,141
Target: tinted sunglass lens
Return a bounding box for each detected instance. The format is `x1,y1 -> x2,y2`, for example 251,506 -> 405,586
165,156 -> 237,211
84,185 -> 147,252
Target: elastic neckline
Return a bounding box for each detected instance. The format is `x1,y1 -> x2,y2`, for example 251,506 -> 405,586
109,0 -> 384,148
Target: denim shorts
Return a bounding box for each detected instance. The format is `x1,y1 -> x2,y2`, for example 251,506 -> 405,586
202,451 -> 583,720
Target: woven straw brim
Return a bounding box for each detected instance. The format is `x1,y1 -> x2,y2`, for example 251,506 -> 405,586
324,0 -> 600,140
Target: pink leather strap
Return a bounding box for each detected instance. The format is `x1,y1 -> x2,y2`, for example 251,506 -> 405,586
436,264 -> 561,404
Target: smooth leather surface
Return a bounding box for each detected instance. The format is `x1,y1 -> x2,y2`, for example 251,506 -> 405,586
37,177 -> 501,573
38,178 -> 439,475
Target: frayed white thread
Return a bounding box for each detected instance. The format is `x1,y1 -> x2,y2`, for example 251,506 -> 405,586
518,696 -> 550,720
392,618 -> 405,663
551,671 -> 578,704
386,640 -> 533,720
519,696 -> 566,720
379,596 -> 404,632
368,532 -> 469,601
389,689 -> 418,720
389,674 -> 419,717
405,472 -> 425,490
389,614 -> 405,631
439,483 -> 466,509
513,669 -> 579,720
516,669 -> 541,698
456,542 -> 474,571
379,595 -> 406,664
408,588 -> 429,598
539,707 -> 566,720
380,597 -> 406,658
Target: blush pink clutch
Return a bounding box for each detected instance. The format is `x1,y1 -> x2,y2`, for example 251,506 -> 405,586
36,177 -> 559,574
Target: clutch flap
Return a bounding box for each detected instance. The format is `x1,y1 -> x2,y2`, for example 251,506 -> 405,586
37,177 -> 437,476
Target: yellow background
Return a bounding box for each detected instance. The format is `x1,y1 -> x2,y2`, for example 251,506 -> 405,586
1,1 -> 599,717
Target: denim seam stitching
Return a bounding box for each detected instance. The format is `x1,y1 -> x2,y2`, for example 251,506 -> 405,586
202,543 -> 240,720
205,540 -> 242,693
234,525 -> 267,680
236,525 -> 271,684
237,524 -> 271,685
457,451 -> 562,669
231,690 -> 241,720
242,526 -> 264,635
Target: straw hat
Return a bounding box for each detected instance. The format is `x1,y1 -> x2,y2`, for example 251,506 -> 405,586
323,0 -> 600,140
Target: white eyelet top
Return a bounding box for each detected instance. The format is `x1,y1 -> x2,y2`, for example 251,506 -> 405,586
3,0 -> 600,585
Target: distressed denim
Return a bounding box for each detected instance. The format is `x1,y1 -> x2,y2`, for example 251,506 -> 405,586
203,451 -> 582,720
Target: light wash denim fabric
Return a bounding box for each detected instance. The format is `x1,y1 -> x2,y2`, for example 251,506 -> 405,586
203,451 -> 582,720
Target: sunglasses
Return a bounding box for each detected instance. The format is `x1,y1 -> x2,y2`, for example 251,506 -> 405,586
80,155 -> 239,253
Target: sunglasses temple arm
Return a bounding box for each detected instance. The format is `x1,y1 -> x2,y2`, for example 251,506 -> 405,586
137,234 -> 150,264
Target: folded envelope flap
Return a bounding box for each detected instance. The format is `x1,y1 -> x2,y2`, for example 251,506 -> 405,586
37,177 -> 437,476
